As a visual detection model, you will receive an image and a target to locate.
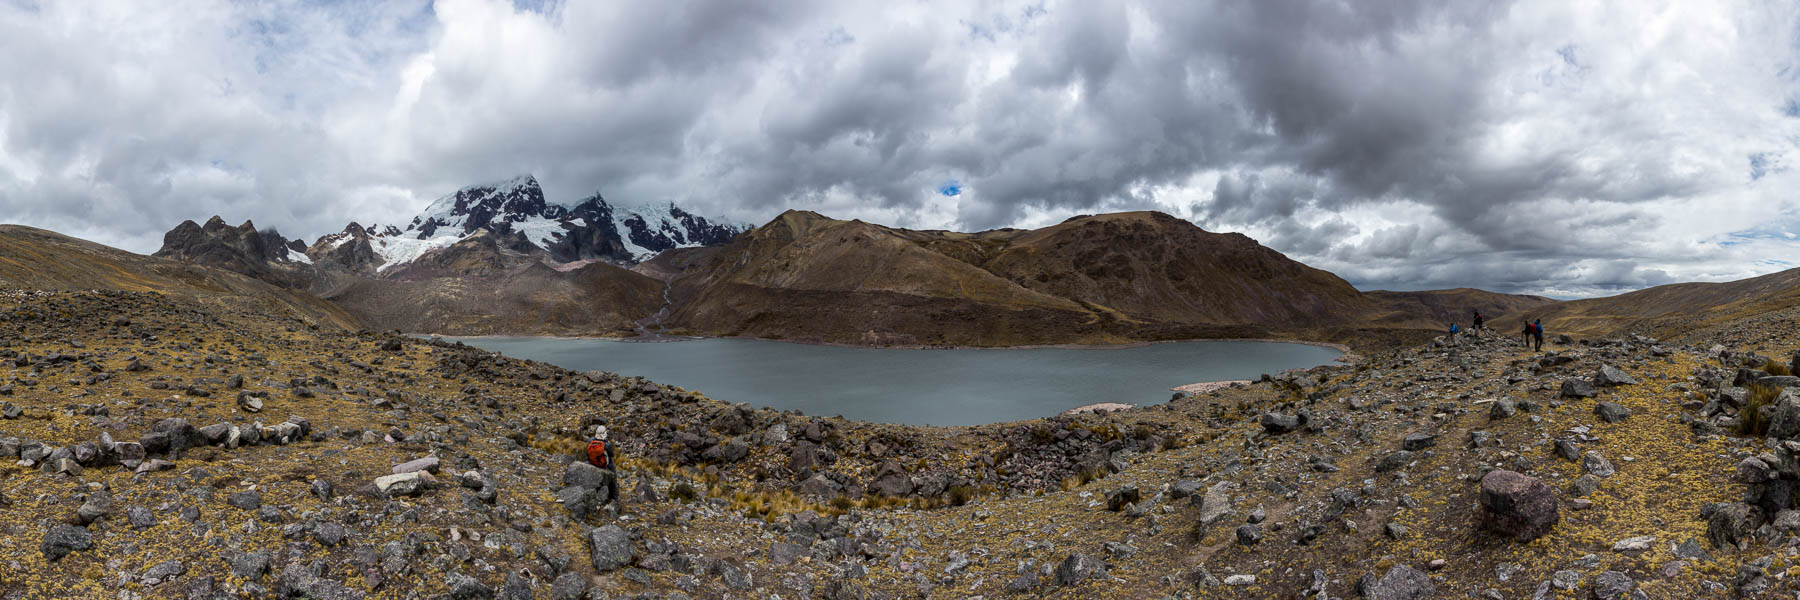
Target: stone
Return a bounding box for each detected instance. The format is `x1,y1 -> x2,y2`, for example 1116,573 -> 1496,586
1569,474 -> 1601,497
1706,502 -> 1759,550
1363,564 -> 1435,600
550,572 -> 588,600
313,521 -> 348,546
393,456 -> 440,474
796,474 -> 842,498
41,524 -> 93,561
1489,399 -> 1518,420
1377,450 -> 1414,473
141,559 -> 186,586
1197,482 -> 1236,525
1593,402 -> 1631,423
1561,378 -> 1597,399
226,491 -> 262,510
499,571 -> 532,600
75,491 -> 113,525
1401,432 -> 1437,451
1235,524 -> 1262,545
1737,456 -> 1776,484
1671,538 -> 1712,561
1552,570 -> 1582,590
1767,390 -> 1800,439
562,461 -> 609,490
1170,480 -> 1202,500
589,525 -> 633,572
1611,536 -> 1655,553
374,472 -> 430,497
1054,553 -> 1105,586
1223,574 -> 1256,586
771,541 -> 806,566
1479,470 -> 1559,542
1105,485 -> 1140,512
126,506 -> 156,530
1591,571 -> 1635,600
1583,451 -> 1616,477
558,486 -> 599,521
1594,365 -> 1638,387
230,551 -> 272,578
445,573 -> 494,599
1260,412 -> 1300,434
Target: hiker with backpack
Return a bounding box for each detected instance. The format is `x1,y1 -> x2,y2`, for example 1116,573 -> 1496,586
1448,322 -> 1460,344
586,425 -> 620,507
1521,320 -> 1534,347
1532,319 -> 1544,351
1473,311 -> 1485,332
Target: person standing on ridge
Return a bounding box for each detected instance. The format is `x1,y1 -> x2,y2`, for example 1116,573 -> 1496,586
586,425 -> 621,507
1448,322 -> 1460,345
1521,320 -> 1534,347
1473,311 -> 1485,332
1531,319 -> 1545,352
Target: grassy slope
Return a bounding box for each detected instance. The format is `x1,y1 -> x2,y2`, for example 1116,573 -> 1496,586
0,224 -> 361,330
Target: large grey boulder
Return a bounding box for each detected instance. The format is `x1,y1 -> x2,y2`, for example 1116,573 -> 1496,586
1197,482 -> 1236,525
41,524 -> 93,561
1479,470 -> 1559,542
562,461 -> 609,490
1765,390 -> 1800,439
589,525 -> 633,572
1706,502 -> 1760,550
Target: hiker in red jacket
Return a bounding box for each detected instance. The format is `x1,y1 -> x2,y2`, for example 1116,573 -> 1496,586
586,425 -> 620,505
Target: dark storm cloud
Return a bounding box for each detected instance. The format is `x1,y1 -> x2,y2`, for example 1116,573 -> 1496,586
1,0 -> 1798,296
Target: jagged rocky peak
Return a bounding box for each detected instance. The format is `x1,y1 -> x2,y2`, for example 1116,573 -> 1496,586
156,216 -> 305,265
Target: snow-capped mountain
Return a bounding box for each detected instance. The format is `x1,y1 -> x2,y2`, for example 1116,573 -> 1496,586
304,175 -> 743,275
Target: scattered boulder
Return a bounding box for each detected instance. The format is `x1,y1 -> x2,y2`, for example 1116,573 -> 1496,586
374,472 -> 430,497
1053,553 -> 1105,586
1260,412 -> 1301,434
1561,378 -> 1597,399
1479,470 -> 1559,542
41,524 -> 93,561
589,525 -> 633,572
1594,402 -> 1631,423
1591,570 -> 1636,600
1583,451 -> 1616,477
1362,564 -> 1435,600
1594,365 -> 1638,387
1707,502 -> 1760,550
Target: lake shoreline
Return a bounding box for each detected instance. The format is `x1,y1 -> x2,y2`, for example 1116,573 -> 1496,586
427,331 -> 1354,358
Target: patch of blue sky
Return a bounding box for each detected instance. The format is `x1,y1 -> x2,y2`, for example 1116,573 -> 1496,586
937,181 -> 962,197
1751,152 -> 1777,180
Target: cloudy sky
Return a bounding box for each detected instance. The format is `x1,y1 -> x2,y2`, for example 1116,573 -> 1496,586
2,0 -> 1799,297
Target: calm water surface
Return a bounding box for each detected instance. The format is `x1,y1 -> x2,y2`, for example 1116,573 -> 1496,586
447,337 -> 1340,427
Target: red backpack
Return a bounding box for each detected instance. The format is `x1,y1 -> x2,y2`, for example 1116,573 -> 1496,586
586,439 -> 610,468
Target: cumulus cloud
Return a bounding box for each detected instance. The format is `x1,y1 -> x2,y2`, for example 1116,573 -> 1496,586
2,0 -> 1799,297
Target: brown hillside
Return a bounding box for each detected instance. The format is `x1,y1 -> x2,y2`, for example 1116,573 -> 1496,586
1498,267 -> 1800,342
321,234 -> 664,336
664,211 -> 1549,347
0,224 -> 360,330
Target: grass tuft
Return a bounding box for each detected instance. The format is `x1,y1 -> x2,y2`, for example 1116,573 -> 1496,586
1766,359 -> 1793,377
1741,384 -> 1781,436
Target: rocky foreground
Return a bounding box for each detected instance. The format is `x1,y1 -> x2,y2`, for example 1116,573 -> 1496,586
2,288 -> 1800,599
